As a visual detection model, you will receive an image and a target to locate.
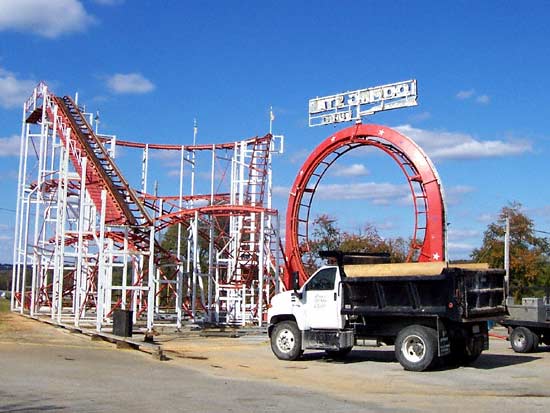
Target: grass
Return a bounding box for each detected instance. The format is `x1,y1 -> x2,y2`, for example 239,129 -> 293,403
0,299 -> 10,313
0,299 -> 10,330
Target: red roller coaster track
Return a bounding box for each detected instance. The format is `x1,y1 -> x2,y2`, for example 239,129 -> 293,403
284,124 -> 446,286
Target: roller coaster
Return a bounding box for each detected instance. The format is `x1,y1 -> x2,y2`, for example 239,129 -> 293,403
11,82 -> 446,332
11,82 -> 282,330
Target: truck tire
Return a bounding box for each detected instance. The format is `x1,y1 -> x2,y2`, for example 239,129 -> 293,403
447,336 -> 483,366
325,347 -> 353,359
271,321 -> 303,361
532,332 -> 540,350
395,325 -> 437,371
463,347 -> 482,364
510,326 -> 536,353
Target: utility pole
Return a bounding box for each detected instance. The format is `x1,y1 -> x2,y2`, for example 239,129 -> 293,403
504,216 -> 510,298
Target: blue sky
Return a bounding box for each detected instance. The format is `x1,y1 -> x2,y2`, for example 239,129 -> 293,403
0,0 -> 549,263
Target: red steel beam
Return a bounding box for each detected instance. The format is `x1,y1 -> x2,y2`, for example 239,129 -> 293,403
284,124 -> 446,287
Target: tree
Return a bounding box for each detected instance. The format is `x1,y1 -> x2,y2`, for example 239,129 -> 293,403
160,223 -> 210,271
303,214 -> 342,273
339,224 -> 408,262
304,215 -> 409,272
308,214 -> 342,254
471,202 -> 550,301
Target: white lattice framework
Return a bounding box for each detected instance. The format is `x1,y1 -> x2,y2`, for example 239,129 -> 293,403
11,83 -> 283,332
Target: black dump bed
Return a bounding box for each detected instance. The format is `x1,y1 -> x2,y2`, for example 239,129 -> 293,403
341,267 -> 506,322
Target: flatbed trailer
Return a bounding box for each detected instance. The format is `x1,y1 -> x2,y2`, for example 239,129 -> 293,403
500,297 -> 550,352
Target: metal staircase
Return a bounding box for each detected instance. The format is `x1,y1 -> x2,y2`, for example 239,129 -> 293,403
234,135 -> 272,284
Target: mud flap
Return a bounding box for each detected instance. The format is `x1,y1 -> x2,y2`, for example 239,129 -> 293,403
437,317 -> 451,357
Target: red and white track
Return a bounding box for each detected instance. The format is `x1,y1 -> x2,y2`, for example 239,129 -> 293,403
284,124 -> 446,286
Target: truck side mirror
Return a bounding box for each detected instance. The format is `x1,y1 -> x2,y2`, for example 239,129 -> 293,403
292,271 -> 300,292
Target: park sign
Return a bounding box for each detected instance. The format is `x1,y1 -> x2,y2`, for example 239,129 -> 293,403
308,79 -> 418,127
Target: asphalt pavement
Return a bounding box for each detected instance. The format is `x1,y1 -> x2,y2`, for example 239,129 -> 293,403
1,312 -> 550,412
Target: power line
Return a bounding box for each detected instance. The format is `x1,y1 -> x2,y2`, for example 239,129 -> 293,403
0,207 -> 16,213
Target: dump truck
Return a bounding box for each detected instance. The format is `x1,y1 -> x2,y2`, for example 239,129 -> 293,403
267,252 -> 506,371
501,296 -> 550,353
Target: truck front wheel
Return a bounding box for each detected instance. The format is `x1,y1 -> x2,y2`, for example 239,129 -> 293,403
510,326 -> 537,353
271,321 -> 303,361
395,325 -> 437,371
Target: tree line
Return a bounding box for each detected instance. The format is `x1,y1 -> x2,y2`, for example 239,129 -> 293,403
306,203 -> 550,301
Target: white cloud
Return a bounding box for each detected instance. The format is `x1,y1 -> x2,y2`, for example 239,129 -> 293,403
408,111 -> 431,122
273,186 -> 290,198
456,89 -> 475,100
395,124 -> 532,160
476,213 -> 496,223
0,68 -> 36,109
527,205 -> 550,218
447,228 -> 480,238
456,89 -> 490,105
445,185 -> 475,205
273,182 -> 409,205
448,242 -> 476,252
167,169 -> 183,178
0,135 -> 21,157
316,182 -> 408,203
332,163 -> 369,177
106,73 -> 155,94
377,221 -> 396,231
0,0 -> 95,38
476,94 -> 490,104
150,150 -> 181,161
289,148 -> 312,165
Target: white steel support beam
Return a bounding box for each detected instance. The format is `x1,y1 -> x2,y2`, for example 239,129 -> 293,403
96,190 -> 107,332
258,211 -> 265,326
74,157 -> 88,326
147,226 -> 155,332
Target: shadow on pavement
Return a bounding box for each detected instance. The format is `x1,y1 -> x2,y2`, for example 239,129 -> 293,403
302,348 -> 396,364
471,353 -> 541,370
299,348 -> 543,370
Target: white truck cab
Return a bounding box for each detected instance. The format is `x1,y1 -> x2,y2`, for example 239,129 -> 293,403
267,266 -> 353,360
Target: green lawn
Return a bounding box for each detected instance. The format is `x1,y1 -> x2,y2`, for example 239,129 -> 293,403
0,299 -> 10,313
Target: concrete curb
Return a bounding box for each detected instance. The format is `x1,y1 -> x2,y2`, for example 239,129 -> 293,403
18,313 -> 167,361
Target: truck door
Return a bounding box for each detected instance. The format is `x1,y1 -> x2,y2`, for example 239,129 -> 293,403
302,267 -> 343,330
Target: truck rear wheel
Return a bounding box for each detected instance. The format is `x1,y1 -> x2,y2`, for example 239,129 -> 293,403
446,335 -> 483,366
271,321 -> 303,361
510,326 -> 536,353
395,325 -> 437,371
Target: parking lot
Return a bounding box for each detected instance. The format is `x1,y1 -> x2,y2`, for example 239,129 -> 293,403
1,312 -> 549,412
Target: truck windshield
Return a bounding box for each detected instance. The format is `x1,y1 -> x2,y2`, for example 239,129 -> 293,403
305,267 -> 337,291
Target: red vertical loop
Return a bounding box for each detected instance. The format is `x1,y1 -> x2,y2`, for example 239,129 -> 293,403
284,124 -> 445,287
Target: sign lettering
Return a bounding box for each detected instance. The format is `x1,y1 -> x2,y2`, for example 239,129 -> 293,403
309,80 -> 418,127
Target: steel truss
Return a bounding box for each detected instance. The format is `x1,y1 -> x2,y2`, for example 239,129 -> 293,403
11,83 -> 283,331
